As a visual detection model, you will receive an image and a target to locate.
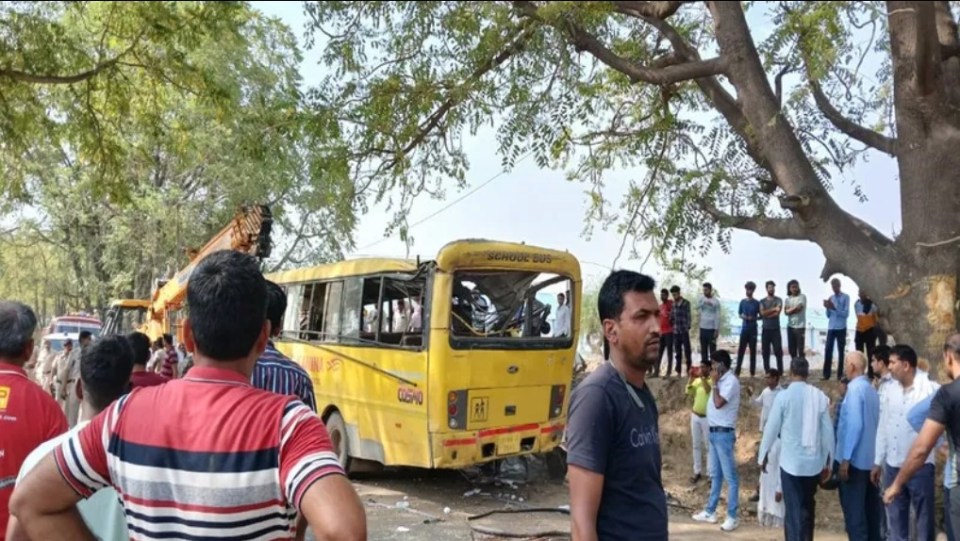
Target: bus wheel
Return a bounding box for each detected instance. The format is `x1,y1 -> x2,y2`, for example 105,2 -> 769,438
325,411 -> 353,473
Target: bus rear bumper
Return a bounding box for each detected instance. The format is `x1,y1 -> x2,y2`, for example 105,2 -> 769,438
431,421 -> 565,468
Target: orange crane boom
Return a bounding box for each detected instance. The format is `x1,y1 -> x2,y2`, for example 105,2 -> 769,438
103,205 -> 273,341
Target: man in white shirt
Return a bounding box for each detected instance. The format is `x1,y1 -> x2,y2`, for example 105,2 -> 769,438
693,350 -> 742,532
872,344 -> 939,541
553,292 -> 572,338
6,334 -> 134,541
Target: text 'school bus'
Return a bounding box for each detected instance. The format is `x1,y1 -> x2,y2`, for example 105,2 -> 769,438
266,239 -> 581,471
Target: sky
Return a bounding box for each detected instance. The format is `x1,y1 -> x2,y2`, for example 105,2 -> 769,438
251,2 -> 902,305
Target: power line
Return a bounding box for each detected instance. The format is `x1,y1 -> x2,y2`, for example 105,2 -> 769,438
358,150 -> 535,251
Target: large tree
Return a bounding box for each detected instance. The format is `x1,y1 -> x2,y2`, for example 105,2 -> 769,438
302,1 -> 960,364
0,1 -> 355,312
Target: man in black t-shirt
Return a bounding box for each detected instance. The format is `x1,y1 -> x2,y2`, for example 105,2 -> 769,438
883,333 -> 960,541
564,270 -> 668,541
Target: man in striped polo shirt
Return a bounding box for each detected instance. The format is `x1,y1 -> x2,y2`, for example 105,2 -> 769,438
252,281 -> 317,412
11,250 -> 367,541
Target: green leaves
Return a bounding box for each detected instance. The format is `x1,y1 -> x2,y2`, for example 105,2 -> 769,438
299,0 -> 899,275
0,2 -> 356,311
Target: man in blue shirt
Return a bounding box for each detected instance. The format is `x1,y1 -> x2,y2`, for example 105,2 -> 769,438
564,270 -> 668,540
905,392 -> 955,541
822,278 -> 850,381
836,351 -> 882,540
759,357 -> 834,541
252,281 -> 318,413
736,282 -> 761,377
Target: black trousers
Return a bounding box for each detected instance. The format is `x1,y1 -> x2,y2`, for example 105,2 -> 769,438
855,328 -> 878,378
736,327 -> 758,376
762,328 -> 784,374
823,329 -> 847,380
655,332 -> 673,375
699,328 -> 717,365
781,469 -> 820,541
787,327 -> 805,360
674,331 -> 691,375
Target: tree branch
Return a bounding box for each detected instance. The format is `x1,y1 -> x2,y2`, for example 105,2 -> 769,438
0,29 -> 145,85
639,15 -> 767,167
701,203 -> 810,241
373,19 -> 536,174
514,1 -> 727,85
808,79 -> 899,156
774,63 -> 793,107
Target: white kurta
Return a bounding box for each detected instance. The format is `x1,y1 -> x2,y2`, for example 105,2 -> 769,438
758,438 -> 785,528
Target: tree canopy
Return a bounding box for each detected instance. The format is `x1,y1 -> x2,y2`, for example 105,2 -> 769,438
301,1 -> 960,362
0,1 -> 355,313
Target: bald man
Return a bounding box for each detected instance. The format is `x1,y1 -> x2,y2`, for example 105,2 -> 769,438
836,351 -> 882,540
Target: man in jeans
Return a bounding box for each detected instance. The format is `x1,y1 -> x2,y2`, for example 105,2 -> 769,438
759,281 -> 784,374
872,344 -> 939,541
736,282 -> 761,377
759,358 -> 834,541
698,283 -> 721,366
693,350 -> 742,532
883,333 -> 960,541
836,352 -> 882,541
822,278 -> 850,380
655,288 -> 674,377
671,285 -> 692,377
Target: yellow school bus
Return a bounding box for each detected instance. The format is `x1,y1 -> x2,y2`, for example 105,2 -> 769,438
266,239 -> 580,471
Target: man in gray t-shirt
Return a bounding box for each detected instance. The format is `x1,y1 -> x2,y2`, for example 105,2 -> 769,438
759,281 -> 784,374
698,283 -> 721,365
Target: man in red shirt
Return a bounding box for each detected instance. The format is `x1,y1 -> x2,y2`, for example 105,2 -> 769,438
125,331 -> 168,389
653,288 -> 674,377
0,301 -> 68,540
12,250 -> 366,541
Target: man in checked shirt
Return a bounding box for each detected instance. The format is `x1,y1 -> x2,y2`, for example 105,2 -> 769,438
252,281 -> 318,413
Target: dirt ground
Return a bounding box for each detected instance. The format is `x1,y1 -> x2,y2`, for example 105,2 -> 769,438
308,373 -> 874,540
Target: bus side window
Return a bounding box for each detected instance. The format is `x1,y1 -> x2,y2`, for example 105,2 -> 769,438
282,285 -> 303,336
322,281 -> 343,343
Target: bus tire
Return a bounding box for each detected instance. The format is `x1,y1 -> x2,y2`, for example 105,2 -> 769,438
324,411 -> 353,473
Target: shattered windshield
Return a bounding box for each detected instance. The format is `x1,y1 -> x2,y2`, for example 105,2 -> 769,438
450,270 -> 572,349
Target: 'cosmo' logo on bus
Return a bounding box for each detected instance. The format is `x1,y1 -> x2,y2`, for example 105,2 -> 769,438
485,251 -> 553,264
397,387 -> 423,406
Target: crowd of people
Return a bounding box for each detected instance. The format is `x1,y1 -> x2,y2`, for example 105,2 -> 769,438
652,277 -> 883,381
565,268 -> 960,541
1,250 -> 365,540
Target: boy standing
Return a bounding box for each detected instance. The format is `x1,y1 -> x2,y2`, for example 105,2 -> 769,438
736,282 -> 761,377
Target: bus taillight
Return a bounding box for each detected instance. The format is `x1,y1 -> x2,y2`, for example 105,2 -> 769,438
550,385 -> 566,418
448,390 -> 467,429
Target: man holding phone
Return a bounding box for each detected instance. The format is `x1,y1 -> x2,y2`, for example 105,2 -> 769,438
693,350 -> 742,532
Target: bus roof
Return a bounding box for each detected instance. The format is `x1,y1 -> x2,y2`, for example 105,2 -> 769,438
435,239 -> 581,278
266,257 -> 418,285
266,239 -> 581,285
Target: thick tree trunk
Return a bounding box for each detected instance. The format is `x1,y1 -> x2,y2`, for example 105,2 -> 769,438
874,1 -> 960,370
702,1 -> 960,370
